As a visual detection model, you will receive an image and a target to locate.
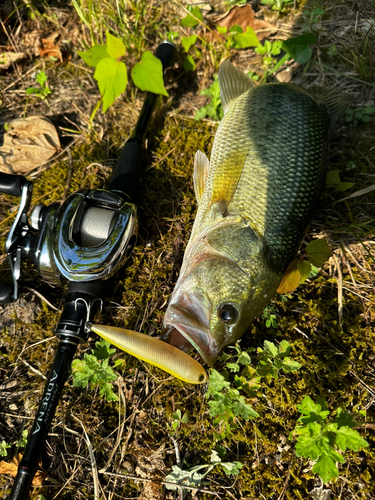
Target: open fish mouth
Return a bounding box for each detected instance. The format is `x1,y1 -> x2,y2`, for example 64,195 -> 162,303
161,292 -> 218,365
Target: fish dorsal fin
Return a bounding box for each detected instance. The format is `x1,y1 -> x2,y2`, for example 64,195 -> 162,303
307,87 -> 352,116
219,61 -> 253,114
193,150 -> 210,204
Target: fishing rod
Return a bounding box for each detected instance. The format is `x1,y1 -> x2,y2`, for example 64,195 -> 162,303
0,40 -> 178,500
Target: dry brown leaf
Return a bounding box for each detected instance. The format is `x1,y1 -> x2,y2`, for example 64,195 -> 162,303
23,30 -> 43,56
216,4 -> 278,41
0,52 -> 26,72
0,454 -> 47,486
0,116 -> 61,174
38,37 -> 63,63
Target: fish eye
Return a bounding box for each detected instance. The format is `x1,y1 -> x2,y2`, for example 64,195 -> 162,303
218,304 -> 239,325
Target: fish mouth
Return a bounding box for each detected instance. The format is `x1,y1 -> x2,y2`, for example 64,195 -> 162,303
161,292 -> 218,365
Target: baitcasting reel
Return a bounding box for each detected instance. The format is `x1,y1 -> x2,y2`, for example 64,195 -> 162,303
0,172 -> 137,303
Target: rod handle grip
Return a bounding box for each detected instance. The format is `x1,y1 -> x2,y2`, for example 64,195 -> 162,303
8,468 -> 34,500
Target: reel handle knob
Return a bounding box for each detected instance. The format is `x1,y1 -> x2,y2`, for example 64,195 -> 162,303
0,173 -> 27,197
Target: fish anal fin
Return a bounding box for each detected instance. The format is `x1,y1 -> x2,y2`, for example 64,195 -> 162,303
193,150 -> 210,204
218,61 -> 254,114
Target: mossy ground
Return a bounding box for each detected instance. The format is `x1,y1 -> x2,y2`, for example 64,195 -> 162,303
0,0 -> 374,499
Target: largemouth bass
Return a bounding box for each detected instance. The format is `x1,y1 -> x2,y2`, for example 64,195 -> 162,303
162,61 -> 330,364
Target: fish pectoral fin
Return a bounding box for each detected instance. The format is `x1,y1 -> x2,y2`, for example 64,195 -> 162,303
193,150 -> 210,204
218,61 -> 253,114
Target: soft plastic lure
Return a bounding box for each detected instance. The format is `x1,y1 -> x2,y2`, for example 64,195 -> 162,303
90,324 -> 208,384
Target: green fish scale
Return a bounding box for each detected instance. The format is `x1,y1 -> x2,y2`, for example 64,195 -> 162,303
210,83 -> 329,271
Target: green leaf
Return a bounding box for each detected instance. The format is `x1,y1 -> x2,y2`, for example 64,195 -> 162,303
92,358 -> 117,383
195,106 -> 209,120
206,369 -> 231,398
94,58 -> 127,113
334,182 -> 354,192
228,25 -> 243,34
232,27 -> 260,49
270,40 -> 283,56
217,26 -> 227,34
72,355 -> 98,388
208,395 -> 233,418
297,259 -> 312,282
280,357 -> 302,372
210,450 -> 221,464
282,33 -> 317,64
227,362 -> 240,372
232,397 -> 259,420
297,396 -> 329,418
237,351 -> 251,365
181,6 -> 203,28
334,426 -> 369,452
278,340 -> 292,357
36,71 -> 47,86
308,264 -> 320,278
78,44 -> 109,68
181,35 -> 197,53
312,453 -> 339,483
25,87 -> 39,95
0,440 -> 10,457
167,31 -> 179,41
98,380 -> 118,401
305,238 -> 332,268
263,340 -> 278,358
93,338 -> 116,360
181,411 -> 189,424
218,352 -> 231,362
255,44 -> 267,55
172,409 -> 182,421
326,169 -> 341,185
295,421 -> 324,460
113,358 -> 126,369
183,55 -> 196,72
132,51 -> 168,96
235,373 -> 261,396
256,362 -> 278,380
16,429 -> 28,448
106,32 -> 126,59
220,461 -> 243,475
333,408 -> 356,428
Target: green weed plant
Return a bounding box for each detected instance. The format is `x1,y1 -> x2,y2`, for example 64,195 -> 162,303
0,441 -> 10,458
290,396 -> 369,483
206,340 -> 302,438
78,32 -> 168,120
0,429 -> 28,458
346,106 -> 375,126
194,77 -> 223,121
326,169 -> 355,193
72,338 -> 125,402
25,71 -> 51,100
302,7 -> 325,33
261,0 -> 294,12
165,449 -> 242,491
